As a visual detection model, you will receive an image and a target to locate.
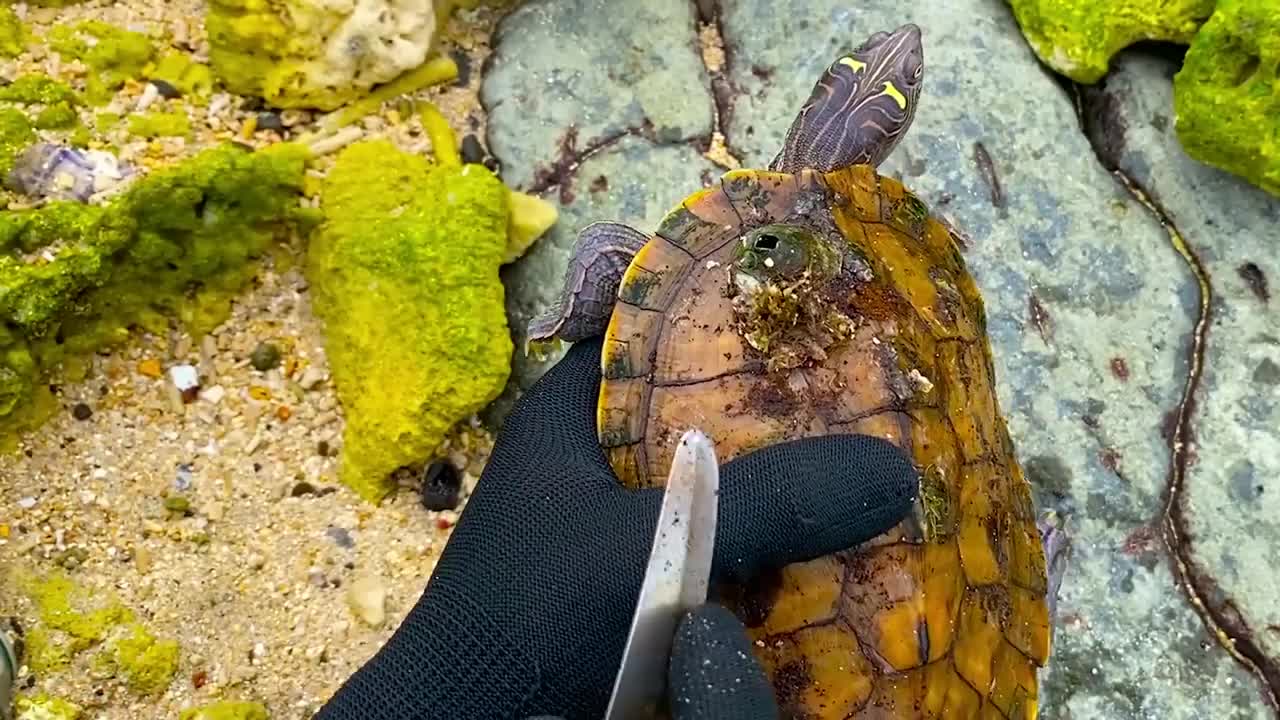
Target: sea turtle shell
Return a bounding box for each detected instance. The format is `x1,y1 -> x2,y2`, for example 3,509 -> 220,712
598,164 -> 1051,718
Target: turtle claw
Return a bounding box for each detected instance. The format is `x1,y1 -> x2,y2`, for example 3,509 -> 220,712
1038,509 -> 1073,627
525,221 -> 649,346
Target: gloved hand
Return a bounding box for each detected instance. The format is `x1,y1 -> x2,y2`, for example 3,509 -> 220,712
314,337 -> 918,720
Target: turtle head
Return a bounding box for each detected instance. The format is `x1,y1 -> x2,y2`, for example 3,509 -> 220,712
770,23 -> 924,174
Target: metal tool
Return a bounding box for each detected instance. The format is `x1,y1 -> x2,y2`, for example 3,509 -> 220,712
1,621 -> 16,720
604,429 -> 720,720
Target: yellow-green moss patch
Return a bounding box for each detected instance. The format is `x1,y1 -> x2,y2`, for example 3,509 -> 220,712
0,142 -> 315,443
307,139 -> 512,501
1173,0 -> 1280,196
1007,0 -> 1214,83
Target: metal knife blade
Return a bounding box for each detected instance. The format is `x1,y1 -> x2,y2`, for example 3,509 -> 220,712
603,429 -> 720,720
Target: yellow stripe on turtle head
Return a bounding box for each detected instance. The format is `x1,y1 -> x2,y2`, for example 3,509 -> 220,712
838,56 -> 867,73
879,81 -> 908,109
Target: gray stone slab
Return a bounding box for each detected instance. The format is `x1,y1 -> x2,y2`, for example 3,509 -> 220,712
1099,45 -> 1280,677
481,0 -> 714,188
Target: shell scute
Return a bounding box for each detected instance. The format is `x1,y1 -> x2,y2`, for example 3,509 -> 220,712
759,622 -> 876,719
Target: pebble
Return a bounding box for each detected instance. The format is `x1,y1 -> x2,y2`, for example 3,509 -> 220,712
256,112 -> 285,132
325,526 -> 354,549
202,385 -> 226,404
169,364 -> 201,403
149,79 -> 182,99
250,342 -> 282,371
459,134 -> 486,165
298,367 -> 326,390
419,460 -> 461,512
138,358 -> 164,378
17,497 -> 36,509
71,402 -> 93,421
135,82 -> 160,111
346,574 -> 387,627
174,463 -> 194,491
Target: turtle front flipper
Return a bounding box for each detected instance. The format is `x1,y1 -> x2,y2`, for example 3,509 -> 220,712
526,221 -> 649,347
770,23 -> 924,173
1038,509 -> 1073,630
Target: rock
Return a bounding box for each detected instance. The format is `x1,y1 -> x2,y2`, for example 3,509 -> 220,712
307,139 -> 512,502
1006,0 -> 1213,83
70,402 -> 92,421
482,0 -> 1279,715
298,366 -> 327,390
147,53 -> 214,100
256,112 -> 285,132
482,0 -> 714,187
206,0 -> 437,111
345,574 -> 386,627
4,143 -> 130,202
419,460 -> 461,511
249,342 -> 282,371
325,526 -> 354,549
0,6 -> 24,59
1173,0 -> 1280,197
1088,44 -> 1280,695
0,108 -> 34,178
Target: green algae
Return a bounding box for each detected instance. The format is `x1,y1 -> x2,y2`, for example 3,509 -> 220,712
0,108 -> 35,178
127,110 -> 192,138
307,139 -> 512,501
14,694 -> 83,720
148,52 -> 215,100
1173,0 -> 1280,197
0,76 -> 80,106
0,5 -> 24,58
92,622 -> 180,696
1007,0 -> 1215,83
35,103 -> 79,130
49,21 -> 155,105
0,142 -> 314,442
13,570 -> 179,697
179,700 -> 270,720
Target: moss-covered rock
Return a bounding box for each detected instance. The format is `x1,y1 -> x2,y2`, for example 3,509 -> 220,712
1007,0 -> 1214,83
1173,0 -> 1280,197
0,109 -> 35,178
148,52 -> 216,100
178,700 -> 270,720
48,21 -> 155,105
206,0 -> 438,110
0,76 -> 80,106
15,694 -> 83,720
0,142 -> 314,442
127,110 -> 192,138
308,139 -> 512,501
0,5 -> 24,58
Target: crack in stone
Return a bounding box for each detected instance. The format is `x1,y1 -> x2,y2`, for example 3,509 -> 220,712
1071,79 -> 1280,716
691,0 -> 741,170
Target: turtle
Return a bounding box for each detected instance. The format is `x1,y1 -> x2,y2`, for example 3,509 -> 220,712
527,23 -> 1072,719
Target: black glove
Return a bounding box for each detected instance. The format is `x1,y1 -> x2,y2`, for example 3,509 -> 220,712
314,337 -> 918,720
